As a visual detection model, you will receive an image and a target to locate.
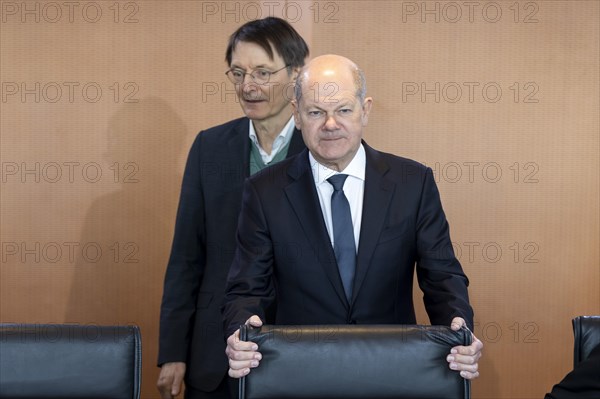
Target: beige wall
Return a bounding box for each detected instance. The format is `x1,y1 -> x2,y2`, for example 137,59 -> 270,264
1,1 -> 598,397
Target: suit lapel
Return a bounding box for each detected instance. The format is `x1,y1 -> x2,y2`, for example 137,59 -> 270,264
284,151 -> 349,309
287,128 -> 305,157
226,118 -> 251,179
353,144 -> 395,302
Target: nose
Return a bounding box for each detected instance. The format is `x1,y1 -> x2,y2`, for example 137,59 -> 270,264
323,114 -> 340,131
242,80 -> 260,96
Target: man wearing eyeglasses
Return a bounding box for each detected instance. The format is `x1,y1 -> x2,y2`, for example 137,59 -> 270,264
157,17 -> 309,399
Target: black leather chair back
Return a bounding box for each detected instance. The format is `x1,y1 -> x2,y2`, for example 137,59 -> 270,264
0,324 -> 141,399
240,324 -> 471,399
572,316 -> 600,367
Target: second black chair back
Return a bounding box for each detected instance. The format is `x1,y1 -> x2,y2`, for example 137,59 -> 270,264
572,315 -> 600,366
0,323 -> 141,399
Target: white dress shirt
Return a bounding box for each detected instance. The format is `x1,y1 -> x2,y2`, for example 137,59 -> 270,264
249,116 -> 295,164
310,144 -> 366,252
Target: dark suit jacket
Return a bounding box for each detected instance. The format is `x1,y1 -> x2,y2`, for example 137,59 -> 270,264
158,117 -> 305,392
223,143 -> 473,336
545,343 -> 600,399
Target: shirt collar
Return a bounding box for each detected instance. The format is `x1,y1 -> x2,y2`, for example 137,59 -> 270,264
309,144 -> 366,186
248,116 -> 295,153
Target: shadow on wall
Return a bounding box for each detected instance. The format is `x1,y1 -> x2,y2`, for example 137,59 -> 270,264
65,97 -> 188,394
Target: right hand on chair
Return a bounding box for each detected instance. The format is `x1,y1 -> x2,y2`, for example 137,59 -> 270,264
157,361 -> 186,398
225,315 -> 263,378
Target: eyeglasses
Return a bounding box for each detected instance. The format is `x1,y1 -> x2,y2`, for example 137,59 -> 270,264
225,65 -> 289,85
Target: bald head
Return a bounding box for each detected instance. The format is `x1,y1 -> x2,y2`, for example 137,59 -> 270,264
294,55 -> 367,106
291,54 -> 373,172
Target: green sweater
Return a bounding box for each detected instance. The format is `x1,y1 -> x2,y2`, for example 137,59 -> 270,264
249,137 -> 293,175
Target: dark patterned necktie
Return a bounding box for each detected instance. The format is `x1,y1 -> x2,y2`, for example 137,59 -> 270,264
327,174 -> 357,301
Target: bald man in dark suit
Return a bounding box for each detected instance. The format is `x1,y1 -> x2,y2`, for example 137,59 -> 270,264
223,55 -> 483,382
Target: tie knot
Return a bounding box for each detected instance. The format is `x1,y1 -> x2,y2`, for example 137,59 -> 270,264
327,174 -> 348,191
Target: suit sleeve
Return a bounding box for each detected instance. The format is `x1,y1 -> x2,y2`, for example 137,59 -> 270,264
222,178 -> 276,337
157,133 -> 206,366
545,343 -> 600,399
414,168 -> 474,329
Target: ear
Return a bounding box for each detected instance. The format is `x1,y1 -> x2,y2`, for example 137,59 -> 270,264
361,97 -> 373,126
292,100 -> 302,129
289,67 -> 300,81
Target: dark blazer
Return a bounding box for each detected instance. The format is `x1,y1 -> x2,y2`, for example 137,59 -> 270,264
158,117 -> 305,392
223,143 -> 473,336
545,343 -> 600,399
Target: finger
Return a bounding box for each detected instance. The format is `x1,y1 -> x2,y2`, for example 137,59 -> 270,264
447,354 -> 480,368
228,330 -> 261,352
231,338 -> 260,352
229,357 -> 261,371
247,315 -> 263,327
226,331 -> 239,349
157,379 -> 173,399
156,374 -> 171,399
450,317 -> 465,331
227,328 -> 260,349
447,352 -> 471,365
228,329 -> 252,348
157,386 -> 172,399
171,372 -> 183,396
448,351 -> 482,366
459,370 -> 480,380
447,341 -> 482,373
229,367 -> 251,379
227,348 -> 261,362
447,357 -> 479,375
158,391 -> 172,399
451,345 -> 477,357
451,339 -> 484,356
